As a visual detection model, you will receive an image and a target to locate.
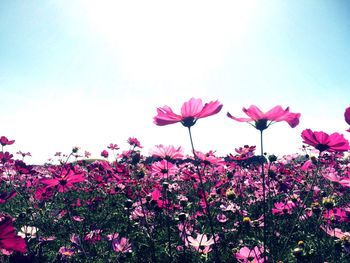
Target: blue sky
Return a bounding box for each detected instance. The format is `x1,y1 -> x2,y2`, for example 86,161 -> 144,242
1,0 -> 350,163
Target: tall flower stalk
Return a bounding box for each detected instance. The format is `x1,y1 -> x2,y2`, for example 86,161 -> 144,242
187,126 -> 221,263
227,105 -> 301,261
154,98 -> 223,262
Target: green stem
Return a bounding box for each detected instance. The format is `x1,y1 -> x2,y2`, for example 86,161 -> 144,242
187,127 -> 221,263
260,130 -> 268,261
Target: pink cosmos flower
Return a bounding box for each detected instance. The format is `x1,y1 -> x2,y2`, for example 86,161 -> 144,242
227,105 -> 300,131
321,225 -> 350,239
16,151 -> 31,158
345,107 -> 350,132
0,152 -> 13,164
301,129 -> 349,153
272,201 -> 296,215
0,215 -> 27,253
101,150 -> 109,158
235,246 -> 265,263
107,143 -> 120,150
41,168 -> 85,192
58,246 -> 75,257
127,137 -> 143,148
111,236 -> 132,253
0,136 -> 15,146
0,191 -> 16,204
229,145 -> 256,160
151,160 -> 178,179
150,144 -> 184,159
187,233 -> 215,254
154,98 -> 223,127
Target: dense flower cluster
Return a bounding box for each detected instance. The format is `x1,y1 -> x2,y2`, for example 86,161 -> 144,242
0,101 -> 349,263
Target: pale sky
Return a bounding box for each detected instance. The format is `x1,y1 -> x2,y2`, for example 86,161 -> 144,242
1,0 -> 350,163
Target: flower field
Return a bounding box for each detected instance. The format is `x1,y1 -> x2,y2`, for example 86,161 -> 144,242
1,100 -> 350,263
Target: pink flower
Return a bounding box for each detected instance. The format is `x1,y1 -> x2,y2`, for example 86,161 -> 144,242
345,107 -> 350,132
151,160 -> 178,179
112,236 -> 132,253
41,168 -> 85,192
229,145 -> 256,160
0,215 -> 27,253
0,136 -> 15,146
0,191 -> 16,204
127,137 -> 143,148
187,233 -> 215,254
150,144 -> 184,159
235,246 -> 265,263
227,105 -> 300,131
107,143 -> 120,150
272,201 -> 296,215
58,246 -> 75,257
84,230 -> 101,243
16,151 -> 31,158
154,98 -> 223,127
321,225 -> 350,239
101,150 -> 109,158
301,129 -> 349,153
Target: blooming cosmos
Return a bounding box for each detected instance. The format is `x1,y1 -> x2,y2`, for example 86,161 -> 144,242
227,105 -> 300,131
301,129 -> 350,153
187,233 -> 215,254
153,98 -> 222,127
0,136 -> 15,146
18,226 -> 39,239
0,215 -> 27,253
150,144 -> 184,159
345,107 -> 350,132
235,246 -> 265,263
41,168 -> 85,192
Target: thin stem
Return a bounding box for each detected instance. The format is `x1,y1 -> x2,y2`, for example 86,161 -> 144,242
165,162 -> 173,262
260,130 -> 267,261
279,158 -> 322,258
188,127 -> 196,157
187,127 -> 221,263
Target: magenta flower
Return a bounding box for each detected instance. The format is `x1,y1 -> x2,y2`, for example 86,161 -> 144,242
127,137 -> 143,148
107,143 -> 120,150
0,191 -> 17,204
301,129 -> 349,153
111,236 -> 132,253
235,246 -> 265,263
272,201 -> 296,215
227,105 -> 300,131
0,215 -> 27,253
101,150 -> 109,158
154,98 -> 223,127
0,136 -> 15,147
150,144 -> 184,159
345,107 -> 350,132
41,168 -> 85,192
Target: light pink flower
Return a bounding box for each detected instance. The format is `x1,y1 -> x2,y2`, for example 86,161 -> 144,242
301,129 -> 349,153
151,160 -> 178,179
154,98 -> 222,127
235,246 -> 265,263
150,144 -> 184,159
187,233 -> 215,254
112,236 -> 132,253
321,225 -> 350,239
227,105 -> 300,131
